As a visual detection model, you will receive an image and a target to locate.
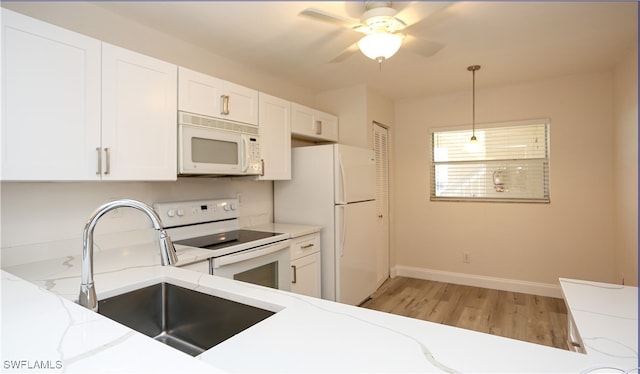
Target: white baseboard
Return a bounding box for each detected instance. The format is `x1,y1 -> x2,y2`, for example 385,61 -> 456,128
391,265 -> 562,298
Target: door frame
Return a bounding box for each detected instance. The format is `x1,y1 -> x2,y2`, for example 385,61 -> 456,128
373,121 -> 391,286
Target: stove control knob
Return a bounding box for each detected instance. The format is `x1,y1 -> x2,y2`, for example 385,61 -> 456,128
223,204 -> 231,212
176,209 -> 185,217
230,203 -> 237,211
167,209 -> 175,217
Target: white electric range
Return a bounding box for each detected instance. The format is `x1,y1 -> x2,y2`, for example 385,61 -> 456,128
153,198 -> 291,290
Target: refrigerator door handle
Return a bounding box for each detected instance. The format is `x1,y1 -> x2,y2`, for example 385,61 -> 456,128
336,205 -> 346,257
337,156 -> 347,204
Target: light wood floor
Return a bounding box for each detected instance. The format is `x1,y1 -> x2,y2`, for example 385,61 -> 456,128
360,277 -> 569,350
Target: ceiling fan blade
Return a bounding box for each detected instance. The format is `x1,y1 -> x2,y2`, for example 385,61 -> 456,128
299,8 -> 359,29
403,35 -> 445,58
394,1 -> 454,28
329,42 -> 361,63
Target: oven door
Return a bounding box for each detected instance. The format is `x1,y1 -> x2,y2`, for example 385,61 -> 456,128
210,240 -> 291,291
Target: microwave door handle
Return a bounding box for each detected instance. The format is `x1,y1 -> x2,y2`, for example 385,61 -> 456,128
240,136 -> 249,172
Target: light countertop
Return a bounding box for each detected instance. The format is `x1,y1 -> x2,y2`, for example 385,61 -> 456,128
2,239 -> 637,373
247,222 -> 321,238
560,277 -> 638,366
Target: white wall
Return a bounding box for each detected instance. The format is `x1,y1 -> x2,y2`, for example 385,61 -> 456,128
613,48 -> 638,286
393,70 -> 621,291
315,84 -> 368,147
366,86 -> 395,140
1,179 -> 273,266
315,84 -> 395,148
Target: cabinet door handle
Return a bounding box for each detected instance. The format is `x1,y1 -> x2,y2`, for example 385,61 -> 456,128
220,95 -> 230,115
314,120 -> 322,135
291,265 -> 297,284
301,243 -> 314,249
260,159 -> 265,177
104,148 -> 111,175
96,147 -> 102,175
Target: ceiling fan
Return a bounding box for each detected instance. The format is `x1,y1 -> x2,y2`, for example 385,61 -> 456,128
299,1 -> 451,64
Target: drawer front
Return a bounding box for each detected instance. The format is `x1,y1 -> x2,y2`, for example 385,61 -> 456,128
290,233 -> 320,260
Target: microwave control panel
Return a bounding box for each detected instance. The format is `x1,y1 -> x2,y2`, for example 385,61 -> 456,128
247,138 -> 262,174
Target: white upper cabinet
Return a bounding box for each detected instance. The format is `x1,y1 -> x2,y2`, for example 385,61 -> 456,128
1,9 -> 101,180
291,103 -> 338,143
178,67 -> 258,125
177,67 -> 222,117
258,93 -> 291,180
1,10 -> 177,181
223,80 -> 259,126
101,43 -> 177,181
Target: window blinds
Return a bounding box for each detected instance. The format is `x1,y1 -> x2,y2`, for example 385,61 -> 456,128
430,120 -> 550,203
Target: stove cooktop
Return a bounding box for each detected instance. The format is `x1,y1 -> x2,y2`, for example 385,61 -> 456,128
174,230 -> 282,251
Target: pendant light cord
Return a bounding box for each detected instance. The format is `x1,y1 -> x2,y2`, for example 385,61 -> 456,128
467,65 -> 481,140
472,69 -> 475,136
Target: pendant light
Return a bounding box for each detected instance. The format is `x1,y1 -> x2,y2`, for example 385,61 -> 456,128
468,65 -> 480,142
466,65 -> 481,152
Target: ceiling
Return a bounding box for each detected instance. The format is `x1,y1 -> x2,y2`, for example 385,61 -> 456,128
95,1 -> 637,100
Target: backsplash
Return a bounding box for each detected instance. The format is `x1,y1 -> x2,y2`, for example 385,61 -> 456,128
0,178 -> 273,266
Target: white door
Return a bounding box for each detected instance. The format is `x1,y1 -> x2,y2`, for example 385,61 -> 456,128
335,200 -> 377,306
313,111 -> 339,142
1,9 -> 101,180
178,66 -> 223,118
290,252 -> 321,298
223,81 -> 258,125
290,103 -> 315,138
178,67 -> 257,125
373,123 -> 390,287
101,43 -> 177,180
334,145 -> 376,204
258,93 -> 291,180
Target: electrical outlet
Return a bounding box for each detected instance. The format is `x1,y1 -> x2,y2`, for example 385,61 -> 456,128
463,252 -> 471,264
236,193 -> 243,207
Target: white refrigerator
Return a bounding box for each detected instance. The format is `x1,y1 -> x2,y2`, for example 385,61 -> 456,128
274,144 -> 377,306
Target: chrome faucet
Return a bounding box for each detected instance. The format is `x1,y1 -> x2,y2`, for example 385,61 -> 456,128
78,199 -> 178,311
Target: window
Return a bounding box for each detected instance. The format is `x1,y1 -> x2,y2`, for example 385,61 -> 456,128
430,119 -> 550,203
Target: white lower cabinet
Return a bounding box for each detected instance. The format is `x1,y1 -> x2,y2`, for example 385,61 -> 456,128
290,233 -> 321,298
291,252 -> 321,298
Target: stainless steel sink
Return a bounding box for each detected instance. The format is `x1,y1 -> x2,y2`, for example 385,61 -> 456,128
98,282 -> 275,356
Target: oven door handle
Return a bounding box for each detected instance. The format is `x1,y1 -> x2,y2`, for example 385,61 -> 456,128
211,240 -> 290,268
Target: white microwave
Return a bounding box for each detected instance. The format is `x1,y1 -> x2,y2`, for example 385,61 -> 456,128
178,111 -> 263,176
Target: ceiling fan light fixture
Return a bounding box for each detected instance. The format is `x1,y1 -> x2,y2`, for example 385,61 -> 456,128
358,32 -> 403,63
